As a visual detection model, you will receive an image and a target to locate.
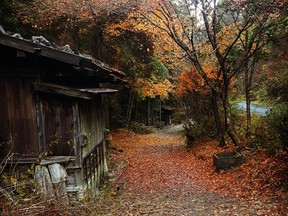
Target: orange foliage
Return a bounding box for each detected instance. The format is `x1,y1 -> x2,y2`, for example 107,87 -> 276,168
176,66 -> 218,95
129,77 -> 174,99
104,6 -> 186,74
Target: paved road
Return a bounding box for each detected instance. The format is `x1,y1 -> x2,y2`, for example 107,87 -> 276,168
236,101 -> 271,116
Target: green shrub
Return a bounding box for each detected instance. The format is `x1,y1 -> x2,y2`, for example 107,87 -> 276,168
129,122 -> 157,134
230,103 -> 246,138
249,115 -> 278,151
183,121 -> 207,148
267,103 -> 288,152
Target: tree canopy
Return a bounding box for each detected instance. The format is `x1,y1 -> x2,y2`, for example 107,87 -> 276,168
2,0 -> 288,145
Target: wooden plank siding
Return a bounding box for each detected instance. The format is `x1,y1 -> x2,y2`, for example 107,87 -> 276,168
79,97 -> 106,156
78,96 -> 108,196
0,33 -> 120,199
0,78 -> 38,158
39,95 -> 75,156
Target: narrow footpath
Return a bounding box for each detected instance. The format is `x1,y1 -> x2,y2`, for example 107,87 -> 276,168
90,126 -> 287,215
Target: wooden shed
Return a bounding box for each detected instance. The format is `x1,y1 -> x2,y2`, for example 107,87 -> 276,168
0,32 -> 125,199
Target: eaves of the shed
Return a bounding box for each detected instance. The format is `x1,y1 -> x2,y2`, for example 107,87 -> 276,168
0,33 -> 126,83
34,83 -> 118,99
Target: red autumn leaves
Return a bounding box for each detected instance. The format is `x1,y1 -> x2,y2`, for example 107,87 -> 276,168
110,129 -> 288,214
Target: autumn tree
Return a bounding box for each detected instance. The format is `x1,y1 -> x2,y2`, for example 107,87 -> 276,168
103,29 -> 173,126
256,36 -> 288,152
104,5 -> 188,77
127,0 -> 287,146
222,0 -> 288,143
0,0 -> 34,36
18,0 -> 174,128
17,0 -> 136,53
176,66 -> 218,145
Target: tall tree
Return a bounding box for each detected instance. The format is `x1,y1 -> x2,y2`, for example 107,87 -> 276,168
237,0 -> 288,143
103,29 -> 173,126
131,0 -> 287,146
17,0 -> 136,52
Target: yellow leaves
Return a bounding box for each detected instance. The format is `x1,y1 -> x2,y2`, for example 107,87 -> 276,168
2,173 -> 9,184
105,20 -> 133,37
2,173 -> 17,186
197,23 -> 241,60
129,76 -> 173,99
218,24 -> 241,52
27,164 -> 35,175
146,79 -> 173,99
104,7 -> 185,73
10,177 -> 17,185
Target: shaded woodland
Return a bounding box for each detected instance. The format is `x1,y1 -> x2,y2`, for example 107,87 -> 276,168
0,0 -> 288,215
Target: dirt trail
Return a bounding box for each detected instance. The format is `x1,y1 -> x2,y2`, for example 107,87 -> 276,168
90,128 -> 285,215
157,124 -> 185,135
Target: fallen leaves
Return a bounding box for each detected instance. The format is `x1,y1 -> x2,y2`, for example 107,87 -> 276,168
107,128 -> 288,215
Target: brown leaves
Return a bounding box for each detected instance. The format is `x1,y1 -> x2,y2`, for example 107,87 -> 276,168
110,129 -> 288,214
111,128 -> 185,149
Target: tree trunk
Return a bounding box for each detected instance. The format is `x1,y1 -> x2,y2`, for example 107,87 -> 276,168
134,98 -> 138,122
126,92 -> 134,126
159,100 -> 162,126
244,56 -> 256,145
151,99 -> 155,126
147,97 -> 151,126
92,25 -> 103,60
211,89 -> 226,147
222,82 -> 241,146
245,63 -> 252,144
72,24 -> 80,54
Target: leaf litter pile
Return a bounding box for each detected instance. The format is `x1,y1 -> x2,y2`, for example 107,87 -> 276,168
90,128 -> 288,215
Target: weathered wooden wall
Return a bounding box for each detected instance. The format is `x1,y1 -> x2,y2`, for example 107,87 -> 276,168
79,97 -> 105,156
39,94 -> 75,156
0,34 -> 118,200
0,78 -> 38,158
78,95 -> 108,196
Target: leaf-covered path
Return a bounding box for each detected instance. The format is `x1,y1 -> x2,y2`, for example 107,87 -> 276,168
90,127 -> 287,215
